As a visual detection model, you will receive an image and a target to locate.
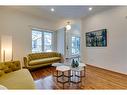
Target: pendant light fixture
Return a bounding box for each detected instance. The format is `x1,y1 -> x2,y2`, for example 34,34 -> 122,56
66,21 -> 71,31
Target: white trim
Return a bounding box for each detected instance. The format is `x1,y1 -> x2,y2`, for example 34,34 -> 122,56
28,25 -> 55,33
31,29 -> 55,53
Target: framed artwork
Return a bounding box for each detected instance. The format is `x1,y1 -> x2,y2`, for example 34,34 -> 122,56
86,29 -> 107,47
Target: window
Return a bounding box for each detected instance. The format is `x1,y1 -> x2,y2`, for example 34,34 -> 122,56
32,30 -> 42,53
32,29 -> 53,53
44,32 -> 52,52
71,36 -> 80,55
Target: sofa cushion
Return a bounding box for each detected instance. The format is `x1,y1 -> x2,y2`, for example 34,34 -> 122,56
29,57 -> 61,66
0,69 -> 35,89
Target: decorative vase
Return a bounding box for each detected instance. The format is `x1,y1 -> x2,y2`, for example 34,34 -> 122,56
75,60 -> 79,67
71,59 -> 76,68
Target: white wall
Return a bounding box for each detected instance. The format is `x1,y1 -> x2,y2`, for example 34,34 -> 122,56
81,7 -> 127,74
55,19 -> 81,58
56,28 -> 65,55
56,23 -> 81,59
0,7 -> 57,66
66,24 -> 81,58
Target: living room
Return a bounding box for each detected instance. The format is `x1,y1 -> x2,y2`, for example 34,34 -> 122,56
0,5 -> 127,91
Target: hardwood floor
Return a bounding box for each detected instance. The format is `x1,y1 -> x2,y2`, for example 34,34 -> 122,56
30,65 -> 127,89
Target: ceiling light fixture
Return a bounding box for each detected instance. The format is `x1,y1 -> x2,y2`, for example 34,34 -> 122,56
51,8 -> 55,12
89,7 -> 93,11
66,22 -> 71,31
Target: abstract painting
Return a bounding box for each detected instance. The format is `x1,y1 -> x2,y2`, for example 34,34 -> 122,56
86,29 -> 107,47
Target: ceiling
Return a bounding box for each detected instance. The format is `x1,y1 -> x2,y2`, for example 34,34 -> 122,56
7,6 -> 115,21
40,6 -> 114,19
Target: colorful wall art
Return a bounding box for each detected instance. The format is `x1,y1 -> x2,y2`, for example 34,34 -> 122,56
86,29 -> 107,47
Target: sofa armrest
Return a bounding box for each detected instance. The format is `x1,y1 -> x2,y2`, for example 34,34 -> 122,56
23,57 -> 29,68
59,53 -> 64,63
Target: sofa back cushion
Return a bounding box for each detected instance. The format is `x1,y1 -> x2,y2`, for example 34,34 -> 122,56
0,61 -> 21,77
28,52 -> 61,61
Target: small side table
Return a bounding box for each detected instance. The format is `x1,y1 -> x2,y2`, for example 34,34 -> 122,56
65,62 -> 86,77
52,63 -> 64,77
56,66 -> 70,88
78,63 -> 86,77
70,67 -> 84,84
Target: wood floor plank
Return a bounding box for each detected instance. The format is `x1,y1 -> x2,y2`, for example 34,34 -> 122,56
30,65 -> 127,89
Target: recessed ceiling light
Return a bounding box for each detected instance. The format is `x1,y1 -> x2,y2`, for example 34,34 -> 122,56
89,7 -> 93,11
51,8 -> 55,12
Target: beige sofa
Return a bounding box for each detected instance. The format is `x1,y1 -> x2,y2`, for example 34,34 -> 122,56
0,61 -> 35,89
24,52 -> 62,70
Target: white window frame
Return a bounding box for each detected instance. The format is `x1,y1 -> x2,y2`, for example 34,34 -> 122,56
32,29 -> 54,53
71,36 -> 80,55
